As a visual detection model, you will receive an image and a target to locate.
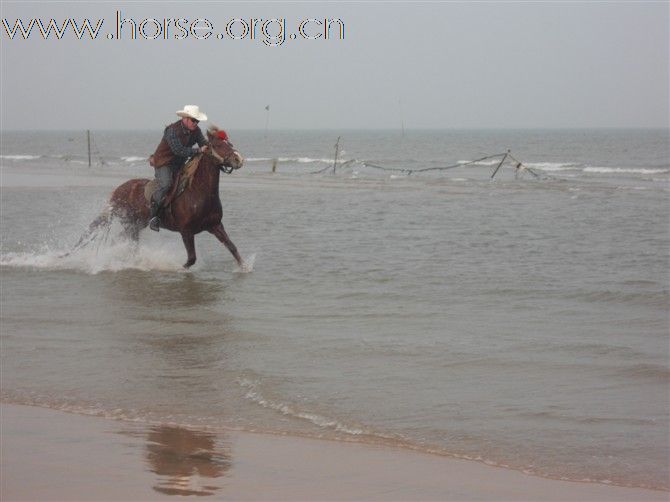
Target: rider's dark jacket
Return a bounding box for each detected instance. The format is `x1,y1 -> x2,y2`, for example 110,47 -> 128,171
152,120 -> 208,169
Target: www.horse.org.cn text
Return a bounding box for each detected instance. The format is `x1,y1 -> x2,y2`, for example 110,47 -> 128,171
2,11 -> 346,46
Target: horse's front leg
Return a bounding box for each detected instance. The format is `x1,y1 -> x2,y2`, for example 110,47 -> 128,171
209,223 -> 244,268
181,232 -> 196,268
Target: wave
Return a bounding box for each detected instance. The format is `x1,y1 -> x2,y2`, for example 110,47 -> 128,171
1,154 -> 42,160
584,166 -> 669,175
121,156 -> 148,163
521,163 -> 668,175
555,342 -> 648,359
456,160 -> 578,170
457,159 -> 501,166
525,162 -> 583,171
1,392 -> 149,423
565,288 -> 669,308
518,410 -> 659,427
237,378 -> 374,437
246,157 -> 337,164
614,363 -> 670,382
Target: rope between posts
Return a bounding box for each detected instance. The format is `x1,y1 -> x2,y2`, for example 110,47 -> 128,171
308,141 -> 547,179
310,159 -> 356,174
362,151 -> 546,179
362,152 -> 507,175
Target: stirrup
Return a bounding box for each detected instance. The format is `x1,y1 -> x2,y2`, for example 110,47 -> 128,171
149,216 -> 160,232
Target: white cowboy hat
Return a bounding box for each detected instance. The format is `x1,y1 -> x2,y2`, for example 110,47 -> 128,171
176,105 -> 207,122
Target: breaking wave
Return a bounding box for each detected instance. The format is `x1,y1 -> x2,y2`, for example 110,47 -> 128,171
584,166 -> 669,175
1,154 -> 42,160
237,378 -> 372,436
121,156 -> 148,163
246,156 -> 338,164
525,162 -> 583,171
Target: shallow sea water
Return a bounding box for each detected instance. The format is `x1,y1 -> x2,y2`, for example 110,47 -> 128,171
1,129 -> 668,489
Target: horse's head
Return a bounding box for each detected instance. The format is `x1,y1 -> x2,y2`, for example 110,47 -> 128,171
207,125 -> 244,171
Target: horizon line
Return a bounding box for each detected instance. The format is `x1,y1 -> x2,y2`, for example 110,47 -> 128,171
2,126 -> 668,133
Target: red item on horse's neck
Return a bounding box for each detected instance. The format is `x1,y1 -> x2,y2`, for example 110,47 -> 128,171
216,130 -> 228,141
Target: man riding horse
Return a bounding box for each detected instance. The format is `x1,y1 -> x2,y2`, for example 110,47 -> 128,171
69,105 -> 245,269
149,105 -> 210,231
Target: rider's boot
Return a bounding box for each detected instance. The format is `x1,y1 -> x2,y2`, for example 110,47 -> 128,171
149,200 -> 160,232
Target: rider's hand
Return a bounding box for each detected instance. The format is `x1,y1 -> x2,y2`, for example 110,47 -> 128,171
200,145 -> 209,153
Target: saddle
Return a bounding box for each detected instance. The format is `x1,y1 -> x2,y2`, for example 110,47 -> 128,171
144,155 -> 203,207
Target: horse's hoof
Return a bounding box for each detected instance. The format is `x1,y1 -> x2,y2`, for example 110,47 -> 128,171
183,260 -> 195,269
149,217 -> 160,232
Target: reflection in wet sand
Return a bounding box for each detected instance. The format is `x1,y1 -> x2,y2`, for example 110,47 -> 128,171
105,271 -> 228,310
144,425 -> 231,496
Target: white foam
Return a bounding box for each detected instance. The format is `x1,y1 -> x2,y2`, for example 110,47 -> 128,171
1,240 -> 183,274
525,162 -> 581,171
236,253 -> 256,273
584,167 -> 669,175
121,156 -> 147,163
1,154 -> 41,160
237,378 -> 367,436
280,157 -> 334,164
297,157 -> 333,164
246,157 -> 335,164
458,159 -> 500,166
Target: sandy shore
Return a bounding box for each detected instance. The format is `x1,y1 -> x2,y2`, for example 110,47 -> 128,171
1,403 -> 665,501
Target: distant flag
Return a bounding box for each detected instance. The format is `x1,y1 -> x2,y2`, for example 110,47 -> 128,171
265,105 -> 270,111
264,105 -> 271,138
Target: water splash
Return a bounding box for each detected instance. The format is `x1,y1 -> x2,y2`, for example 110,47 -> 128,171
236,253 -> 256,273
1,232 -> 184,274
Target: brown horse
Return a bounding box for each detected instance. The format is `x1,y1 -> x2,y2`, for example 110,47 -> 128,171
74,127 -> 245,269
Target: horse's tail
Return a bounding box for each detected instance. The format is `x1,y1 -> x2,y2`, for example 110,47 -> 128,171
62,205 -> 113,257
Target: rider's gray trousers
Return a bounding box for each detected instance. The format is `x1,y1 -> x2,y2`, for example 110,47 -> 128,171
152,164 -> 180,204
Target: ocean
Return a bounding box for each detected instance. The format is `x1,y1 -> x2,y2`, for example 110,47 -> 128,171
1,128 -> 668,491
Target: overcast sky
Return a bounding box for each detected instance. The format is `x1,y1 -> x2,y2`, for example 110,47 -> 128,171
1,1 -> 668,130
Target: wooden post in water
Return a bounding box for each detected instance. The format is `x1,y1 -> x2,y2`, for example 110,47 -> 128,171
87,130 -> 92,167
332,136 -> 341,174
272,158 -> 277,173
490,150 -> 509,179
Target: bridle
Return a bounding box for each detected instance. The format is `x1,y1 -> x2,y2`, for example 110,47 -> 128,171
207,140 -> 237,174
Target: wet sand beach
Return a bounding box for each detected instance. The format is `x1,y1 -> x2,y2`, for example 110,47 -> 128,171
1,403 -> 665,501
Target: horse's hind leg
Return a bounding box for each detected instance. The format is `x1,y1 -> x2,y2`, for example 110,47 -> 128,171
209,223 -> 244,268
181,231 -> 197,268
